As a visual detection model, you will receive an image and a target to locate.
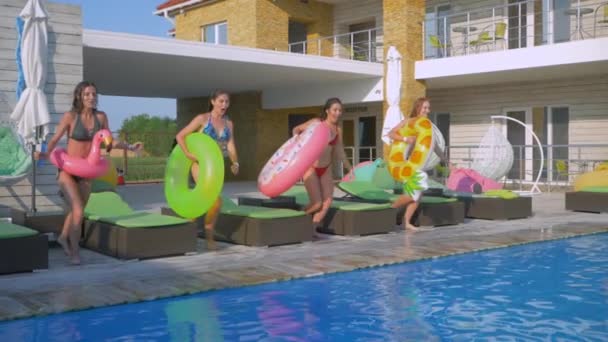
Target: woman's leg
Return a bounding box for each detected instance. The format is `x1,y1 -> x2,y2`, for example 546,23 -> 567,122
203,197 -> 222,250
303,167 -> 322,214
312,169 -> 334,224
57,171 -> 87,265
403,200 -> 420,231
58,212 -> 72,256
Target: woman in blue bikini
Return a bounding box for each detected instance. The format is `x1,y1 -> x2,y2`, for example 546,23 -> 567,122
176,90 -> 240,249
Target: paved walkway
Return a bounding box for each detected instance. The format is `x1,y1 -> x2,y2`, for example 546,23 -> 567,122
0,183 -> 606,321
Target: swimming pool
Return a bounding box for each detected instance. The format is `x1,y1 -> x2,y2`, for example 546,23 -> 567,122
1,233 -> 607,341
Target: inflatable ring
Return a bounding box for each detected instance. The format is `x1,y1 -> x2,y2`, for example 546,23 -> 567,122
95,160 -> 118,187
258,120 -> 330,197
387,116 -> 434,194
164,133 -> 224,219
422,123 -> 445,171
49,129 -> 112,179
574,169 -> 608,191
341,160 -> 375,182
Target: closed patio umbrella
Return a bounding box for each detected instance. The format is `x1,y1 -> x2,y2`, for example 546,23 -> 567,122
10,0 -> 50,144
381,46 -> 403,146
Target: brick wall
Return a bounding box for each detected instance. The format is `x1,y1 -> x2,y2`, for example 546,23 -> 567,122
174,0 -> 333,53
382,0 -> 426,158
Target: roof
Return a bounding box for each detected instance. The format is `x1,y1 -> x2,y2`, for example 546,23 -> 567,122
156,0 -> 188,11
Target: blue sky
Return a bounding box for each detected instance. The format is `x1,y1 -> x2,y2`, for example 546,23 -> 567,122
53,0 -> 176,131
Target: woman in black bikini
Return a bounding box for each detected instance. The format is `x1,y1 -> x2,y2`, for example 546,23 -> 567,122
292,98 -> 352,226
37,81 -> 141,264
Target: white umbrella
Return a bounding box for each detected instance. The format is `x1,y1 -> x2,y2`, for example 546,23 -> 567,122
381,46 -> 403,145
10,0 -> 50,144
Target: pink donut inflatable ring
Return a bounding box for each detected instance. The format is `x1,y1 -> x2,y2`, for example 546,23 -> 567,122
258,120 -> 331,198
49,129 -> 113,179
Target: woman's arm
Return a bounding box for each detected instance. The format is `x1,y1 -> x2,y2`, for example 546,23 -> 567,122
292,118 -> 318,136
98,112 -> 141,152
38,112 -> 71,159
226,120 -> 239,175
176,114 -> 205,161
333,127 -> 353,171
388,119 -> 409,143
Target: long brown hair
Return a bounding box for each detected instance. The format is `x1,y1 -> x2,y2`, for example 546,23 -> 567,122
409,97 -> 430,118
71,81 -> 97,114
320,97 -> 342,120
208,89 -> 230,111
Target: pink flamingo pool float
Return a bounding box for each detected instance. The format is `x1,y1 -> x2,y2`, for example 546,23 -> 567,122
49,129 -> 113,179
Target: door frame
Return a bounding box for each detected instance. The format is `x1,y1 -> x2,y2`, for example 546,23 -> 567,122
502,107 -> 533,181
341,113 -> 381,166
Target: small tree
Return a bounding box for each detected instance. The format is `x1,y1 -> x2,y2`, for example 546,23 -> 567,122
119,114 -> 177,157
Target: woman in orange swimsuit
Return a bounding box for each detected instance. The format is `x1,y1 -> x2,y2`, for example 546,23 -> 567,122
292,98 -> 352,227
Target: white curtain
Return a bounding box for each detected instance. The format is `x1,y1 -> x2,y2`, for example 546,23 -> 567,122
381,46 -> 403,145
10,0 -> 50,143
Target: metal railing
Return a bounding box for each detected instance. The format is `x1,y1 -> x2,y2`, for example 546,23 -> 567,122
288,27 -> 384,63
446,143 -> 608,192
424,0 -> 608,59
339,144 -> 606,192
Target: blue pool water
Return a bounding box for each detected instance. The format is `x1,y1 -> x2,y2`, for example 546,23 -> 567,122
1,234 -> 607,341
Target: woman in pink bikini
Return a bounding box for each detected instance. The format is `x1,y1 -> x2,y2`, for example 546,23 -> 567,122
292,98 -> 352,226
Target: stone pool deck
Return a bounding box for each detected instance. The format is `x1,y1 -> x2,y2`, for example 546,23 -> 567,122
0,183 -> 606,322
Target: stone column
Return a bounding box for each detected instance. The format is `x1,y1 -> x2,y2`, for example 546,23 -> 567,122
382,0 -> 426,159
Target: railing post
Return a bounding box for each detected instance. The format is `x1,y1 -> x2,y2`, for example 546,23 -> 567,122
492,8 -> 496,50
518,2 -> 522,48
123,132 -> 128,176
350,32 -> 354,60
318,39 -> 321,56
443,16 -> 448,57
368,29 -> 372,62
466,12 -> 471,55
334,35 -> 338,58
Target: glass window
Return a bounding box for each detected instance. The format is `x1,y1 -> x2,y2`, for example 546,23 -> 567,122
202,21 -> 227,45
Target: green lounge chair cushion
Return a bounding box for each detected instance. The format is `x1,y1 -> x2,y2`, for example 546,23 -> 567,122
445,190 -> 518,199
483,189 -> 519,199
331,200 -> 392,211
85,191 -> 189,228
580,186 -> 608,193
338,181 -> 399,202
221,198 -> 305,219
0,222 -> 37,239
284,186 -> 391,211
95,212 -> 190,228
85,191 -> 133,217
420,196 -> 457,204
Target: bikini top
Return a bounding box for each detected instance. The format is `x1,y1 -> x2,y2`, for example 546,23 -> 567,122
328,134 -> 338,146
70,112 -> 101,141
202,115 -> 230,155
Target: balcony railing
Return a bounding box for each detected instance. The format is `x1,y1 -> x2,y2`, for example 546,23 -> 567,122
288,27 -> 383,63
424,0 -> 608,59
446,143 -> 608,192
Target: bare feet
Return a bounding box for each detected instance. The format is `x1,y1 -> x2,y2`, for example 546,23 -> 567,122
312,207 -> 328,225
57,235 -> 71,256
305,202 -> 322,215
205,228 -> 217,250
70,254 -> 81,265
405,224 -> 420,232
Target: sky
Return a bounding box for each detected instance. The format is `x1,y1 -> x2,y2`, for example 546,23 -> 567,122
52,0 -> 176,131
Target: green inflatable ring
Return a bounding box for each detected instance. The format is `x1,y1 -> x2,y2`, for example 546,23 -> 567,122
164,133 -> 224,219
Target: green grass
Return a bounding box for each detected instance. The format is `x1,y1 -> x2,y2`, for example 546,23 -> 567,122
111,156 -> 167,182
